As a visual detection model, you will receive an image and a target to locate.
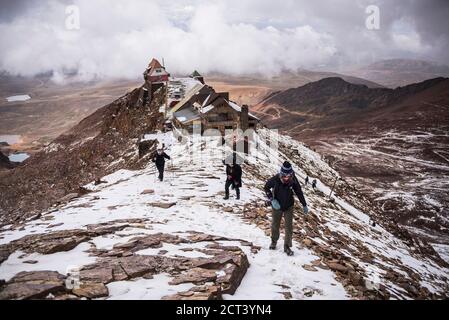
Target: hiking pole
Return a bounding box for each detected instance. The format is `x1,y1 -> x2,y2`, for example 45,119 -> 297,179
170,157 -> 174,186
329,176 -> 339,202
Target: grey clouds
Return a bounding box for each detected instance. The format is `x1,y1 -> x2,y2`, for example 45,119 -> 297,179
0,0 -> 448,81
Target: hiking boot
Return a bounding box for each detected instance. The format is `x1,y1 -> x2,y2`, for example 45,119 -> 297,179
269,241 -> 277,250
284,246 -> 294,256
236,194 -> 240,200
223,195 -> 229,200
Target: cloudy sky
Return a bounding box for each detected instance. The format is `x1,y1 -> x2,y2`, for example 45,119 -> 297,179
0,0 -> 448,81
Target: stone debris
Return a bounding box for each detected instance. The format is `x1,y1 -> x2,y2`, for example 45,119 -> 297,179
0,223 -> 250,300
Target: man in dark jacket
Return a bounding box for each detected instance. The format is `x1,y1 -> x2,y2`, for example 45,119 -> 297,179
152,148 -> 171,181
223,160 -> 242,200
264,161 -> 309,256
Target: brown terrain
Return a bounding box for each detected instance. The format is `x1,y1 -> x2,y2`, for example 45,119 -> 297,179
207,69 -> 383,107
0,82 -> 164,225
253,76 -> 449,244
1,71 -> 449,300
0,73 -> 141,155
0,69 -> 379,157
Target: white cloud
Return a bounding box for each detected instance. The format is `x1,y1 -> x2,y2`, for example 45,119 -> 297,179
0,0 -> 336,81
0,0 -> 447,82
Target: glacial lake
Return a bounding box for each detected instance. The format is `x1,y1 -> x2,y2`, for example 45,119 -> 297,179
9,153 -> 30,163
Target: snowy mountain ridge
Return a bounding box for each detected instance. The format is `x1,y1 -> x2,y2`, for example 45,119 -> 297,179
1,124 -> 448,300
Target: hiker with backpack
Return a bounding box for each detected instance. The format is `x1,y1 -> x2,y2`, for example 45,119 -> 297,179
264,161 -> 309,256
152,148 -> 171,182
312,179 -> 317,190
223,158 -> 242,200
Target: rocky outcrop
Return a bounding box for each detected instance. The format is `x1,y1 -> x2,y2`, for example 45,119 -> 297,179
0,271 -> 66,300
0,219 -> 146,264
0,85 -> 165,226
225,196 -> 449,300
0,222 -> 251,300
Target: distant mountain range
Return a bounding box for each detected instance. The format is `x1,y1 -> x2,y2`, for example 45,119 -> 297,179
344,59 -> 449,88
207,69 -> 384,91
252,76 -> 449,242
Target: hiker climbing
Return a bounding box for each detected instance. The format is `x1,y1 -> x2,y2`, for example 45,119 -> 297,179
312,179 -> 317,190
152,147 -> 171,182
264,161 -> 308,256
305,176 -> 309,186
223,159 -> 242,200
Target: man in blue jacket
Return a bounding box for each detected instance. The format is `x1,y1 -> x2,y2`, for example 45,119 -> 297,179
264,161 -> 309,256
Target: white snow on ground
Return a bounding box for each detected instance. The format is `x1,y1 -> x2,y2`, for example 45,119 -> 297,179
432,244 -> 449,264
106,274 -> 195,300
6,95 -> 31,102
0,129 -> 348,300
0,243 -> 96,282
1,128 -> 448,299
255,129 -> 449,296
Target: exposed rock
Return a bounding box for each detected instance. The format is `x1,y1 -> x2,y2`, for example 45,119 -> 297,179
303,238 -> 313,247
216,255 -> 250,295
282,292 -> 293,299
1,227 -> 253,300
349,271 -> 364,287
8,229 -> 91,255
148,202 -> 176,209
79,262 -> 114,284
162,285 -> 221,300
141,189 -> 155,195
72,282 -> 109,299
58,193 -> 79,204
47,223 -> 64,229
0,271 -> 66,300
95,178 -> 107,185
118,255 -> 160,278
169,267 -> 217,285
302,264 -> 318,272
327,262 -> 348,273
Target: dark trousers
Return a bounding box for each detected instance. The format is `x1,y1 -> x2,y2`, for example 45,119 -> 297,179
271,206 -> 293,248
225,179 -> 240,198
156,164 -> 164,181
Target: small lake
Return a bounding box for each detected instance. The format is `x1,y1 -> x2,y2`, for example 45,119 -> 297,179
9,153 -> 30,163
0,135 -> 22,145
6,95 -> 31,102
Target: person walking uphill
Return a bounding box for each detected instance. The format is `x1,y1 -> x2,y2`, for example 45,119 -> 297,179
223,159 -> 242,200
152,148 -> 171,182
264,161 -> 309,256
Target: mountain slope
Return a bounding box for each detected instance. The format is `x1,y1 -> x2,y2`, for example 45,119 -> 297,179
0,127 -> 448,300
0,85 -> 163,225
253,77 -> 447,130
252,77 -> 449,248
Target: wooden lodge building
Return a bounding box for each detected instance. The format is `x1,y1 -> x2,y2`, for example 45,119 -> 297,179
170,83 -> 259,135
140,58 -> 260,135
140,58 -> 170,106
